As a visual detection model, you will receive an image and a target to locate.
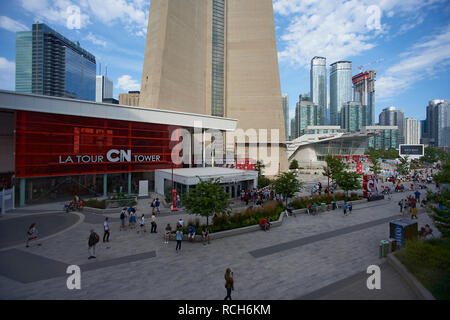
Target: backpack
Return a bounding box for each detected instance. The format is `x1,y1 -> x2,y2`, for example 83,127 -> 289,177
150,201 -> 154,208
120,212 -> 125,220
94,233 -> 100,244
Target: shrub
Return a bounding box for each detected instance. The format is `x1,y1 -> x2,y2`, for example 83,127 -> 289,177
84,199 -> 106,209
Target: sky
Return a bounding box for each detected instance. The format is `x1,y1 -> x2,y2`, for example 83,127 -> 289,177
0,0 -> 449,124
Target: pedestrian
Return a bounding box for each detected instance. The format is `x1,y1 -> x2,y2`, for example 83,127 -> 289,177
164,223 -> 172,244
129,208 -> 137,229
155,198 -> 161,214
177,195 -> 181,208
187,225 -> 196,242
343,202 -> 348,216
150,199 -> 155,214
88,229 -> 99,259
398,199 -> 404,213
26,223 -> 41,248
103,217 -> 110,242
202,226 -> 210,245
120,207 -> 127,231
348,202 -> 353,214
149,213 -> 157,233
224,268 -> 234,300
415,190 -> 421,203
138,214 -> 147,233
411,203 -> 418,219
287,203 -> 295,217
175,227 -> 183,252
177,218 -> 184,228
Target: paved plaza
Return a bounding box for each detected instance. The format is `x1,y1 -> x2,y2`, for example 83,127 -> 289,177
0,188 -> 438,300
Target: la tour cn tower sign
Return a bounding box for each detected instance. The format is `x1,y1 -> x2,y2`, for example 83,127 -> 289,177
58,149 -> 161,164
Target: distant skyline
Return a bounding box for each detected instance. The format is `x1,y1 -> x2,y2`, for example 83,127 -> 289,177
0,0 -> 449,122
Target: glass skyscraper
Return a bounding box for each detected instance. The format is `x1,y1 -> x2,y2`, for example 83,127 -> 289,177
340,101 -> 366,132
15,23 -> 96,101
310,57 -> 327,125
352,70 -> 376,126
330,61 -> 352,126
378,106 -> 405,146
425,100 -> 450,147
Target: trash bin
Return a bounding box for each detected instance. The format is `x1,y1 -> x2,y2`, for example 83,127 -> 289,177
332,202 -> 336,210
388,238 -> 397,252
320,203 -> 326,212
389,219 -> 418,249
379,240 -> 390,258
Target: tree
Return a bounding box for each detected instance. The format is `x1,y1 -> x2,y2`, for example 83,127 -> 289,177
336,171 -> 362,198
427,160 -> 450,238
289,159 -> 299,170
421,147 -> 450,164
255,160 -> 265,177
273,171 -> 304,206
182,177 -> 231,226
369,157 -> 382,175
323,154 -> 347,183
397,156 -> 410,176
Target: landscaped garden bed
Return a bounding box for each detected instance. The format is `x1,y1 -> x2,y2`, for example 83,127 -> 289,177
395,238 -> 450,300
290,192 -> 362,210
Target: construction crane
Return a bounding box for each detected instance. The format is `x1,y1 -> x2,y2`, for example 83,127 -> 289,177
356,58 -> 384,73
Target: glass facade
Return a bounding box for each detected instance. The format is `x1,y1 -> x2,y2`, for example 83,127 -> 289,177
330,61 -> 352,126
211,0 -> 225,117
16,23 -> 96,101
15,31 -> 33,93
426,100 -> 449,147
378,106 -> 405,146
340,102 -> 366,132
65,47 -> 96,101
366,128 -> 399,150
310,57 -> 327,125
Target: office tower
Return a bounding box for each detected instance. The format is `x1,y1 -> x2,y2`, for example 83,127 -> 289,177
96,75 -> 113,103
282,94 -> 289,141
379,106 -> 405,146
296,100 -> 318,136
15,23 -> 96,101
405,118 -> 422,145
352,70 -> 376,125
119,91 -> 141,107
299,93 -> 311,102
290,118 -> 296,140
425,100 -> 450,147
310,57 -> 327,125
363,126 -> 400,150
330,61 -> 352,126
139,0 -> 287,174
340,101 -> 366,132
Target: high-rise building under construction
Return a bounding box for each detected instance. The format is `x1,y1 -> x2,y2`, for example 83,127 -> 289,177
352,70 -> 376,126
139,0 -> 287,174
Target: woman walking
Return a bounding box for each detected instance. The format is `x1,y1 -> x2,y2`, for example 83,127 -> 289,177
224,268 -> 234,300
175,227 -> 183,252
164,223 -> 172,244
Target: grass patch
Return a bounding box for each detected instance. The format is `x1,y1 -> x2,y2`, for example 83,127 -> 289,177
395,238 -> 450,300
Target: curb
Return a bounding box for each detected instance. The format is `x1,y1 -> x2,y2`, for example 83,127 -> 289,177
387,253 -> 435,300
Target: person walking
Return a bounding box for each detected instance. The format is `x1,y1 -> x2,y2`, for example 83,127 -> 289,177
224,268 -> 234,300
151,213 -> 157,233
202,226 -> 210,245
175,227 -> 183,252
103,217 -> 110,242
150,199 -> 156,214
120,208 -> 127,231
26,223 -> 41,248
88,229 -> 99,259
138,214 -> 147,233
398,199 -> 404,213
164,223 -> 172,244
343,202 -> 348,216
155,198 -> 161,214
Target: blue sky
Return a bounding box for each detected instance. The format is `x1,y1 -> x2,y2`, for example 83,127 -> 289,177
0,0 -> 449,123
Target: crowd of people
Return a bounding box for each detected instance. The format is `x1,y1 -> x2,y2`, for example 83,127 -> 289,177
240,188 -> 283,206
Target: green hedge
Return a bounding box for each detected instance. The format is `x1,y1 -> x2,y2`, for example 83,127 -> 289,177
83,199 -> 106,209
291,192 -> 361,210
174,200 -> 285,234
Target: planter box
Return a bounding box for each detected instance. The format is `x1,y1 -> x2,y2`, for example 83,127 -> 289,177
105,197 -> 137,208
168,212 -> 287,241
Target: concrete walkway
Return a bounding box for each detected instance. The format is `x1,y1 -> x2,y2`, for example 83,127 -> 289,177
0,186 -> 438,300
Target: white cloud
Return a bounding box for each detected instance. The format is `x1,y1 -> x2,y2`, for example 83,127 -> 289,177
0,16 -> 29,32
0,57 -> 15,91
376,25 -> 450,100
116,75 -> 140,92
85,32 -> 107,47
274,0 -> 442,69
21,0 -> 91,29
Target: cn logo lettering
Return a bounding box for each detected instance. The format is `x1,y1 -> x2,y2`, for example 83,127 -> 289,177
366,265 -> 381,290
66,265 -> 81,290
